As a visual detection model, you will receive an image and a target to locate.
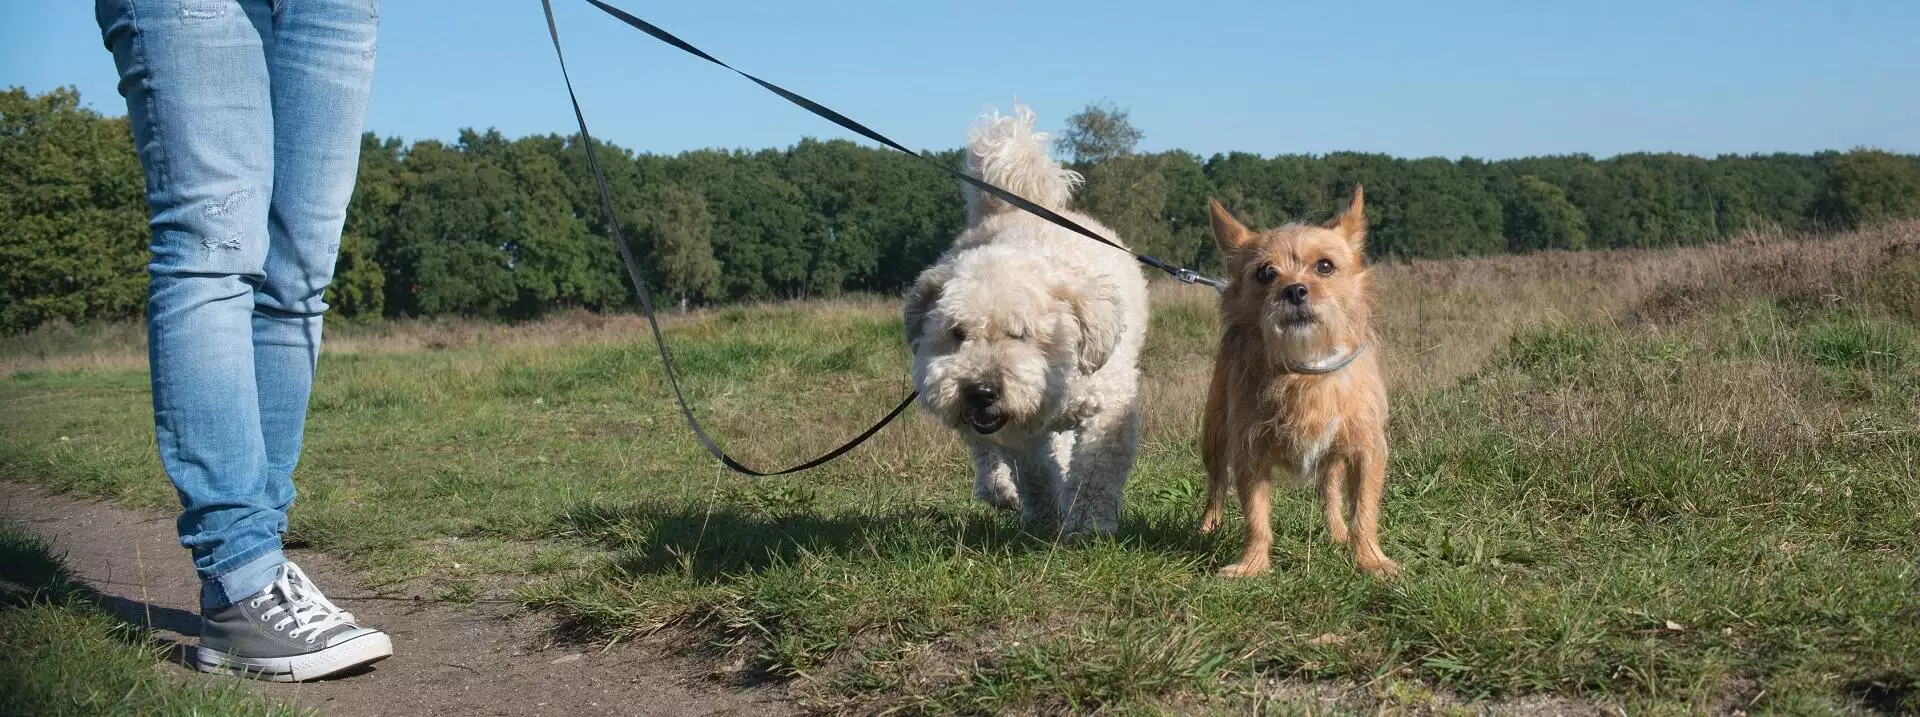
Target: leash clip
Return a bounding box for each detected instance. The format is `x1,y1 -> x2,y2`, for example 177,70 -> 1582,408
1173,267 -> 1227,292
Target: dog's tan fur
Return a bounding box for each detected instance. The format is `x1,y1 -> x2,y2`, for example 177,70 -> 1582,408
1198,187 -> 1398,577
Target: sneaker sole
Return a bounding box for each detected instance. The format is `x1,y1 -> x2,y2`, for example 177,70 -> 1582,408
196,631 -> 394,682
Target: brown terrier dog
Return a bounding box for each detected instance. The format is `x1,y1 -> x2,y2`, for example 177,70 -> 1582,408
1198,187 -> 1397,578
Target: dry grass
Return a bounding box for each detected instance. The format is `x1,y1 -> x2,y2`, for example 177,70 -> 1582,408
1376,220 -> 1919,386
9,221 -> 1912,384
1131,220 -> 1920,447
0,296 -> 901,379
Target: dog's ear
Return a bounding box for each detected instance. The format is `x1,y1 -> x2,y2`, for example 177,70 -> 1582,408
1053,273 -> 1125,374
1208,198 -> 1253,257
902,265 -> 952,349
1330,185 -> 1366,254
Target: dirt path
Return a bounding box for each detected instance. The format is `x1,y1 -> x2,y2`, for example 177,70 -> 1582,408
0,480 -> 793,717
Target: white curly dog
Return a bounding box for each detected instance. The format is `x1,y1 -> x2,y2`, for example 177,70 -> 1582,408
902,105 -> 1149,537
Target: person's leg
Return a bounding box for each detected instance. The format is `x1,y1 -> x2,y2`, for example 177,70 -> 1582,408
101,0 -> 392,682
254,0 -> 378,508
97,0 -> 288,614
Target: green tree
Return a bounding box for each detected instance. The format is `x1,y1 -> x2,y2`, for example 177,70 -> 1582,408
1818,149 -> 1920,228
670,149 -> 816,301
1616,153 -> 1716,245
379,138 -> 520,317
1748,153 -> 1830,230
1558,157 -> 1641,248
1326,153 -> 1401,255
1054,101 -> 1144,166
781,139 -> 896,296
494,133 -> 623,315
1156,151 -> 1216,269
1503,175 -> 1588,252
634,182 -> 720,306
552,134 -> 672,311
1081,155 -> 1172,259
1203,153 -> 1336,230
328,231 -> 385,319
331,132 -> 402,319
869,148 -> 966,292
1051,101 -> 1175,262
1387,157 -> 1504,258
0,87 -> 148,333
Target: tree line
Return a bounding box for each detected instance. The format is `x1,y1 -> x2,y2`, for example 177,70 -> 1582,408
6,87 -> 1920,333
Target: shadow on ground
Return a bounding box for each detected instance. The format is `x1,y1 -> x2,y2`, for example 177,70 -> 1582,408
0,524 -> 204,671
544,499 -> 1226,582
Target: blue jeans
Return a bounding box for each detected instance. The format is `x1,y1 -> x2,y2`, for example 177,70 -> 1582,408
97,0 -> 378,611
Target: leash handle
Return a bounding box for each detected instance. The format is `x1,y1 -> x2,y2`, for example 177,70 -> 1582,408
543,0 -> 916,477
568,0 -> 1225,290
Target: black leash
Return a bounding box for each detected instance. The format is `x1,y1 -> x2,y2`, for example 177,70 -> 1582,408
539,0 -> 1226,477
542,0 -> 915,476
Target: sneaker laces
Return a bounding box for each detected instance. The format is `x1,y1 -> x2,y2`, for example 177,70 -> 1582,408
248,561 -> 358,643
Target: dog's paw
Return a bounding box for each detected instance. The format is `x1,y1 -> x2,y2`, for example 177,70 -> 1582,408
1055,528 -> 1106,546
1057,519 -> 1117,543
1060,509 -> 1120,540
974,487 -> 1019,512
1197,512 -> 1222,534
1355,555 -> 1400,577
973,471 -> 1020,512
1327,523 -> 1350,544
1217,560 -> 1270,579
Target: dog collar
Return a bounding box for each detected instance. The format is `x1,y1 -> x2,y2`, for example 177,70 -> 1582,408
1283,341 -> 1367,375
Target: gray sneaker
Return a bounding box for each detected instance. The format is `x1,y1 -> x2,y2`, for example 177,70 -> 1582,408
195,561 -> 393,682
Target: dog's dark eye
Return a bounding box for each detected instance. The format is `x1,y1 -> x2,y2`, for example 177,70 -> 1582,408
1254,264 -> 1278,284
1315,259 -> 1336,276
951,326 -> 967,342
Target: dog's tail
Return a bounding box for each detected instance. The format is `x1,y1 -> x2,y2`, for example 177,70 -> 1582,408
964,105 -> 1082,227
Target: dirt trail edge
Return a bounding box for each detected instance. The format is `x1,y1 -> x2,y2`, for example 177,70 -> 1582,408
0,480 -> 793,717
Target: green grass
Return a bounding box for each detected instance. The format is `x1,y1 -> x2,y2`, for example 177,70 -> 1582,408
0,523 -> 311,717
2,249 -> 1918,714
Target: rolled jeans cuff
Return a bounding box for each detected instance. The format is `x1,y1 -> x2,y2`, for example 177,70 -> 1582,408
203,547 -> 286,612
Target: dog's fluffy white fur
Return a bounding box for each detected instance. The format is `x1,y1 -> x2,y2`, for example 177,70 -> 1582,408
903,105 -> 1149,536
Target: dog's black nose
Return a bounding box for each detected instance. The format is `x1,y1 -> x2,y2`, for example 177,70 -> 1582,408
1281,283 -> 1310,305
963,382 -> 998,409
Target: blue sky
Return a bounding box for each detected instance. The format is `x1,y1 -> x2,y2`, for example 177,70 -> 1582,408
6,0 -> 1917,160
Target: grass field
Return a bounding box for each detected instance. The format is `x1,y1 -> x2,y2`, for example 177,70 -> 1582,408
0,522 -> 310,717
3,223 -> 1918,714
